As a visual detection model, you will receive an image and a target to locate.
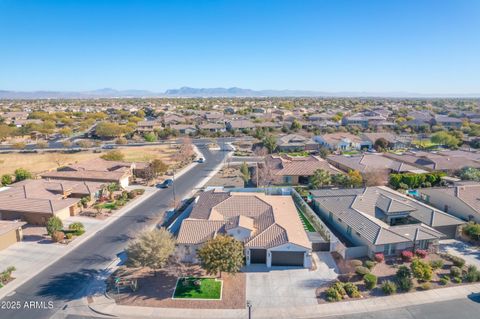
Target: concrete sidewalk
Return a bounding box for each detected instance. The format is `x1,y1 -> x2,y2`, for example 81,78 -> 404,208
76,282 -> 480,319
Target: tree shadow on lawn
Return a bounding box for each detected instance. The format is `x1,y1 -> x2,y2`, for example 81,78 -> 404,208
37,268 -> 100,301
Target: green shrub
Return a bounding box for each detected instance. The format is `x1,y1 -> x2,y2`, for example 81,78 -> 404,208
364,260 -> 376,270
463,222 -> 480,240
444,254 -> 466,268
396,265 -> 412,279
430,259 -> 444,270
453,276 -> 462,283
439,276 -> 450,285
46,216 -> 63,237
420,282 -> 431,290
411,258 -> 433,281
363,273 -> 377,290
450,266 -> 462,277
325,282 -> 346,302
66,233 -> 73,240
465,265 -> 480,282
344,282 -> 361,298
68,222 -> 84,232
397,277 -> 413,292
350,259 -> 363,267
355,266 -> 370,276
381,280 -> 397,295
326,286 -> 343,302
330,281 -> 346,296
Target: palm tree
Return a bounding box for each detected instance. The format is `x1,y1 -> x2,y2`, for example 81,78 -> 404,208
310,169 -> 331,189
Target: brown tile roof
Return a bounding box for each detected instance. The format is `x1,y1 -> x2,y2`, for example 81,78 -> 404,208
0,220 -> 26,236
268,154 -> 341,176
177,191 -> 311,250
0,180 -> 80,215
327,154 -> 421,174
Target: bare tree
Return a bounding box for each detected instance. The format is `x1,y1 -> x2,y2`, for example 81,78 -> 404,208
364,169 -> 389,186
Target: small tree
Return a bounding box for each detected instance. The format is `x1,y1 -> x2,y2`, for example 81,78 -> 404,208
101,150 -> 125,161
1,174 -> 12,186
197,235 -> 244,277
144,132 -> 157,142
46,216 -> 63,237
125,228 -> 176,276
151,159 -> 169,177
310,169 -> 331,189
347,170 -> 363,187
410,258 -> 433,281
14,168 -> 32,182
262,135 -> 277,154
374,138 -> 389,151
240,162 -> 250,185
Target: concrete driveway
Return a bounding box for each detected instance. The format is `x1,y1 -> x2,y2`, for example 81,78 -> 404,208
440,239 -> 480,268
245,252 -> 338,308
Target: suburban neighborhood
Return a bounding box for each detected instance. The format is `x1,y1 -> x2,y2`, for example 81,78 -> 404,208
1,1 -> 480,319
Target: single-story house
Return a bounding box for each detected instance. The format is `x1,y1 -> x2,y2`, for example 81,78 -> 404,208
418,182 -> 480,223
198,123 -> 226,133
176,190 -> 312,268
136,120 -> 162,133
226,120 -> 256,131
276,134 -> 319,152
327,154 -> 423,176
383,151 -> 480,173
314,133 -> 370,151
310,186 -> 464,258
42,158 -> 138,188
0,220 -> 26,251
0,179 -> 103,225
171,124 -> 198,135
360,132 -> 410,150
258,154 -> 342,185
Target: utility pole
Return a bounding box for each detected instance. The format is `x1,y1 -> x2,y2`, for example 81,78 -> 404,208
246,300 -> 252,319
172,168 -> 176,209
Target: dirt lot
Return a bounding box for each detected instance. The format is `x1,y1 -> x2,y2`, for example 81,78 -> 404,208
0,145 -> 179,176
204,166 -> 245,188
111,265 -> 246,309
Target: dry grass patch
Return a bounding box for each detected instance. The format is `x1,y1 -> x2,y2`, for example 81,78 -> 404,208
0,145 -> 179,176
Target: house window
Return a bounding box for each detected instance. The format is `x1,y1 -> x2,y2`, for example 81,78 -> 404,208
444,205 -> 449,213
283,176 -> 292,184
347,226 -> 352,236
383,244 -> 396,255
328,212 -> 333,221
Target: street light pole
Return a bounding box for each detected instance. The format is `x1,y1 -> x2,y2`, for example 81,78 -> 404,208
246,300 -> 252,319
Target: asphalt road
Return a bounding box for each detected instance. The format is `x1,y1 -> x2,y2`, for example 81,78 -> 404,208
0,144 -> 227,319
48,296 -> 480,319
322,295 -> 480,319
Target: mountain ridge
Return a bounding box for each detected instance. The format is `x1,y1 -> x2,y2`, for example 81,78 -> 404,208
0,87 -> 479,99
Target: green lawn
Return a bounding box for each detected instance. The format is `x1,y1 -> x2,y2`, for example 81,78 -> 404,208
101,202 -> 117,210
173,278 -> 222,300
297,209 -> 316,232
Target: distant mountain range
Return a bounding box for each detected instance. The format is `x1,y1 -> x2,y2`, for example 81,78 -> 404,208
0,87 -> 479,99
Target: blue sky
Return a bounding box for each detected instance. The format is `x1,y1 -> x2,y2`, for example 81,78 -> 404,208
0,0 -> 479,94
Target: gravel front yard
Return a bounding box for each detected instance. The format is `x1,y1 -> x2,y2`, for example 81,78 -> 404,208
111,265 -> 246,309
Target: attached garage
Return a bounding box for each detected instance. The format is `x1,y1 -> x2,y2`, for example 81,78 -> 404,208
271,251 -> 305,267
434,225 -> 458,239
250,249 -> 267,264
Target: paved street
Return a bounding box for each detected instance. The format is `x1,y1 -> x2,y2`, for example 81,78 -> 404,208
0,143 -> 227,319
321,296 -> 480,319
